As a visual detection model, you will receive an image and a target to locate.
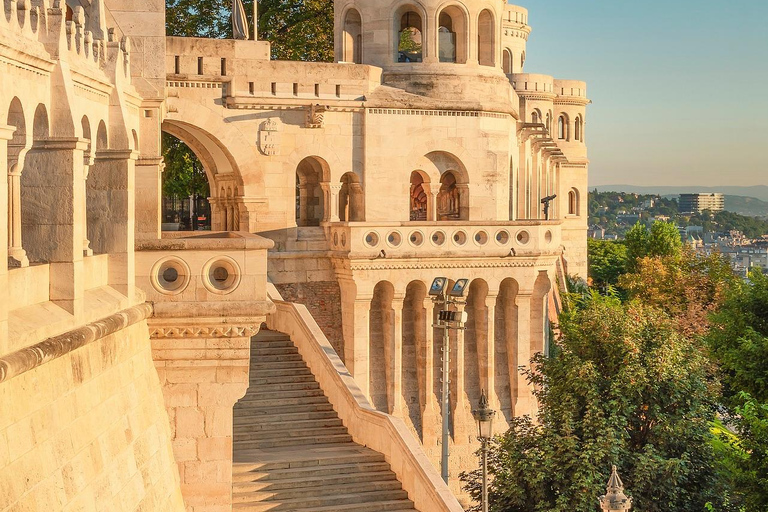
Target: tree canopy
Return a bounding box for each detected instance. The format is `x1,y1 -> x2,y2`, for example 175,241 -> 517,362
461,295 -> 726,512
165,0 -> 334,61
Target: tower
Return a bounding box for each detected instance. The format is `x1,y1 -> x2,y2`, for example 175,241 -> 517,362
599,466 -> 633,512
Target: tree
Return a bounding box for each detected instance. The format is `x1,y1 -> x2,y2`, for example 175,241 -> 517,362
587,238 -> 628,290
166,0 -> 334,61
460,295 -> 727,512
162,132 -> 209,200
706,270 -> 768,511
624,221 -> 682,268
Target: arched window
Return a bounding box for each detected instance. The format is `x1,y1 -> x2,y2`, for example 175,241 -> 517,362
398,11 -> 423,63
409,171 -> 430,220
343,9 -> 363,64
502,48 -> 513,74
437,171 -> 467,220
558,115 -> 568,140
568,189 -> 579,215
477,9 -> 495,67
531,109 -> 541,124
339,172 -> 364,221
575,115 -> 583,142
296,157 -> 328,226
546,111 -> 552,135
521,51 -> 526,70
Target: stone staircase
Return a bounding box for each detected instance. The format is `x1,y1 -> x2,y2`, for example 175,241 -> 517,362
232,329 -> 417,511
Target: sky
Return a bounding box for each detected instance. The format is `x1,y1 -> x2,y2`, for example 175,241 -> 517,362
522,0 -> 768,187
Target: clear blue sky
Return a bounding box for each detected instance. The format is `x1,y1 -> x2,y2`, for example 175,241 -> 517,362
522,0 -> 768,187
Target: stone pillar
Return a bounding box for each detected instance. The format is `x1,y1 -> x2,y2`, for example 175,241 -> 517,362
327,183 -> 342,223
227,204 -> 235,231
515,293 -> 533,416
421,297 -> 439,445
484,293 -> 499,410
135,157 -> 163,240
7,164 -> 28,267
0,125 -> 12,350
151,326 -> 255,512
21,138 -> 88,316
349,296 -> 372,398
390,296 -> 405,415
88,149 -> 137,298
82,153 -> 93,256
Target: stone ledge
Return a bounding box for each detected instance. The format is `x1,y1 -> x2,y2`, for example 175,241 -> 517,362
0,302 -> 153,383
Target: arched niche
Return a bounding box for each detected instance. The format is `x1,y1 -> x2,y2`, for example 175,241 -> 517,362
296,156 -> 330,226
396,6 -> 423,63
477,9 -> 496,67
342,8 -> 363,64
437,5 -> 467,64
339,171 -> 364,222
409,170 -> 431,221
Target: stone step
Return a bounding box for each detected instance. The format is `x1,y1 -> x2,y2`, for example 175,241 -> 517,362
233,447 -> 386,472
250,361 -> 312,380
232,469 -> 398,493
242,381 -> 320,393
235,394 -> 329,408
232,490 -> 411,511
238,388 -> 326,402
287,503 -> 415,512
234,425 -> 348,442
233,417 -> 343,434
249,360 -> 309,371
249,353 -> 303,364
234,408 -> 338,425
233,404 -> 335,422
251,346 -> 300,356
252,332 -> 292,341
233,478 -> 404,502
233,433 -> 354,450
232,461 -> 392,483
248,374 -> 316,385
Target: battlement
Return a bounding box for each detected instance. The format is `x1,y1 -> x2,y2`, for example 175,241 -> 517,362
553,79 -> 587,99
503,4 -> 529,28
166,36 -> 382,102
511,73 -> 555,95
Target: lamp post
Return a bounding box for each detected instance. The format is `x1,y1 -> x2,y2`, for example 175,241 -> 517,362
472,389 -> 496,512
429,277 -> 469,485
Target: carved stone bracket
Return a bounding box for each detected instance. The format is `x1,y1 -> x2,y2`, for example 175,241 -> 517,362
305,104 -> 327,129
148,324 -> 260,339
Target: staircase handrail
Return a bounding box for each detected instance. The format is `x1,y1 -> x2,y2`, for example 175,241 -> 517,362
267,299 -> 464,512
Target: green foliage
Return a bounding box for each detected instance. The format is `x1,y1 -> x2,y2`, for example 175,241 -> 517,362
460,295 -> 726,512
166,0 -> 333,61
706,271 -> 768,510
624,221 -> 682,267
162,133 -> 209,200
587,238 -> 628,289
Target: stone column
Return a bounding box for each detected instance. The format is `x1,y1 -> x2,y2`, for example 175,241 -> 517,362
421,297 -> 439,445
7,164 -> 28,267
151,325 -> 255,512
227,204 -> 235,231
350,296 -> 372,398
88,149 -> 137,299
82,153 -> 94,256
21,138 -> 88,316
389,296 -> 405,415
0,125 -> 13,350
484,293 -> 499,410
327,183 -> 342,223
515,293 -> 533,416
135,157 -> 164,240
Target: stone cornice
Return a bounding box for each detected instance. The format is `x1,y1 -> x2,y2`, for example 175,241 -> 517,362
348,259 -> 554,271
147,324 -> 260,339
0,302 -> 152,383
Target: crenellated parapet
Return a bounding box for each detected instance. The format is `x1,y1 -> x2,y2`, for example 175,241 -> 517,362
501,4 -> 530,73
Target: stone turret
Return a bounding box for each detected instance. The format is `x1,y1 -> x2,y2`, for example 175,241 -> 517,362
599,466 -> 633,512
333,0 -> 516,107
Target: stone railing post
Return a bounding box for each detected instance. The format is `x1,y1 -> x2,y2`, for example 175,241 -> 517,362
0,125 -> 13,350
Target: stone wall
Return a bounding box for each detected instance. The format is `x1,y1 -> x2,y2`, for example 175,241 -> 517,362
275,281 -> 344,359
0,321 -> 184,511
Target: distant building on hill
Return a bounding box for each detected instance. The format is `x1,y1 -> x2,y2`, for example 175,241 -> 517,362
679,193 -> 725,214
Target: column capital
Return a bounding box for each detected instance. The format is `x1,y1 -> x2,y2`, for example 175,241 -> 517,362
95,148 -> 139,161
33,137 -> 90,151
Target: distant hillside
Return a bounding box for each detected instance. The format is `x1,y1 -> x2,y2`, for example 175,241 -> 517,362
655,194 -> 768,218
594,185 -> 768,203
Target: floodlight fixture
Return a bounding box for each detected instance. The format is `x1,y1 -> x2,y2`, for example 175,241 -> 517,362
449,278 -> 470,297
429,277 -> 449,297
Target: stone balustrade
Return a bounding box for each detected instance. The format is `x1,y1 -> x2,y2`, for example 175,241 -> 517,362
327,220 -> 563,259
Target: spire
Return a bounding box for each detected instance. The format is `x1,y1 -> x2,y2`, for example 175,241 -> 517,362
599,466 -> 632,512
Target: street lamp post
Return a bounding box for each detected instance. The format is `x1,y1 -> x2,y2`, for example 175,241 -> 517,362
429,277 -> 469,485
472,389 -> 496,512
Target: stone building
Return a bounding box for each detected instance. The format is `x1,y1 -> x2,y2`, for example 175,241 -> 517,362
1,0 -> 589,509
